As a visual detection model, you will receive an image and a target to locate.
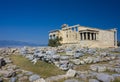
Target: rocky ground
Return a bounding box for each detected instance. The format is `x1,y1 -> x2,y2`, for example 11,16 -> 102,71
0,46 -> 120,82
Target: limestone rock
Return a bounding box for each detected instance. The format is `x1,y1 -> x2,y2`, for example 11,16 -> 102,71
18,76 -> 28,82
64,79 -> 79,82
112,74 -> 120,79
29,74 -> 40,82
96,73 -> 114,82
80,60 -> 85,65
9,77 -> 17,82
74,51 -> 84,58
33,78 -> 45,82
25,71 -> 33,76
72,59 -> 80,65
4,71 -> 16,78
90,65 -> 106,72
66,69 -> 76,77
89,79 -> 99,82
4,58 -> 12,64
45,75 -> 65,82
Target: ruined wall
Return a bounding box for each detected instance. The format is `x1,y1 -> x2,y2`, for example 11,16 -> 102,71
98,30 -> 115,47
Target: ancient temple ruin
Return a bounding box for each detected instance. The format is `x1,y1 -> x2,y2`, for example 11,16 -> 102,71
49,24 -> 117,48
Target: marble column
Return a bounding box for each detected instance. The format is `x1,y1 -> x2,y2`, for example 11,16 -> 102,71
86,32 -> 88,40
82,33 -> 84,40
96,33 -> 98,40
93,33 -> 95,40
115,30 -> 117,47
95,33 -> 96,40
90,33 -> 92,40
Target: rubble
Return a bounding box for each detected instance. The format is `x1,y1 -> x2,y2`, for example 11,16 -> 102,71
0,46 -> 120,82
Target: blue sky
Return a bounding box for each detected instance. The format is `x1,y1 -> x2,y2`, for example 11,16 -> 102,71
0,0 -> 120,44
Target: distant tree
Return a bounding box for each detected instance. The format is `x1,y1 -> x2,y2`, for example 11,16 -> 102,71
48,36 -> 62,47
117,41 -> 120,46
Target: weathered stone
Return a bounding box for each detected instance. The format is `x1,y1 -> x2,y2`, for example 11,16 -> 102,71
9,77 -> 17,82
29,74 -> 40,82
59,63 -> 69,71
93,57 -> 100,63
25,71 -> 33,76
45,75 -> 66,82
78,73 -> 88,80
4,58 -> 12,64
105,57 -> 111,61
46,50 -> 56,55
74,51 -> 84,58
31,58 -> 38,64
4,71 -> 16,78
66,69 -> 76,77
90,65 -> 98,71
107,67 -> 115,72
66,51 -> 74,56
83,57 -> 93,64
54,61 -> 60,67
97,66 -> 106,72
7,65 -> 17,70
60,56 -> 69,60
80,60 -> 85,65
17,74 -> 24,78
33,78 -> 45,82
72,59 -> 80,65
0,70 -> 8,76
89,79 -> 99,82
25,55 -> 34,60
90,65 -> 106,72
52,55 -> 60,60
112,74 -> 120,78
88,71 -> 98,78
113,48 -> 120,52
18,76 -> 28,82
114,68 -> 120,73
100,52 -> 107,57
96,73 -> 114,82
64,79 -> 79,82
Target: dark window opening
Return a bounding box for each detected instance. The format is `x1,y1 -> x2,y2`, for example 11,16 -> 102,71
91,33 -> 94,40
80,33 -> 82,40
88,32 -> 90,40
84,32 -> 86,40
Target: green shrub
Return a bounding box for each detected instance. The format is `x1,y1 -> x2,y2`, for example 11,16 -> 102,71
48,36 -> 62,47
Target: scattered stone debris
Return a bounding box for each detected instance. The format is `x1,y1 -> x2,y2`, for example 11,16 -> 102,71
0,46 -> 120,82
